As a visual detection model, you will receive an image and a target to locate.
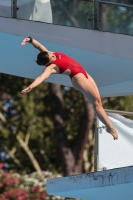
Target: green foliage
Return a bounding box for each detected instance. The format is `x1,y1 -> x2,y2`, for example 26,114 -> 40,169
100,0 -> 133,35
102,95 -> 133,119
51,0 -> 93,29
0,73 -> 60,174
0,73 -> 88,174
102,96 -> 133,111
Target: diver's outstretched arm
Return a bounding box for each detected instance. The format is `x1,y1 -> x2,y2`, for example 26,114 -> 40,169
21,37 -> 48,52
21,65 -> 54,94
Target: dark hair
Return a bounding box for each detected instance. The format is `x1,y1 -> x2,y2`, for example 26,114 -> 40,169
36,51 -> 50,66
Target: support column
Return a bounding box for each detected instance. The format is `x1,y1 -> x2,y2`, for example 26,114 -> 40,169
11,0 -> 17,18
94,0 -> 99,30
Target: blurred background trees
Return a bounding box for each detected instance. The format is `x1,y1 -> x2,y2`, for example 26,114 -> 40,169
0,73 -> 95,176
0,71 -> 133,177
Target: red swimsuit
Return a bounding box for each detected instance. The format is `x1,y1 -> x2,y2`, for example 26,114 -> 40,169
52,52 -> 88,79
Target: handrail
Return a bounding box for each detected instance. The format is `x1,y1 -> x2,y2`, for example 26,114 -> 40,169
105,109 -> 133,116
99,1 -> 133,9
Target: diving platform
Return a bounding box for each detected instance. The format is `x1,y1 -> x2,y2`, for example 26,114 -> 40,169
0,16 -> 133,97
47,165 -> 133,200
47,112 -> 133,199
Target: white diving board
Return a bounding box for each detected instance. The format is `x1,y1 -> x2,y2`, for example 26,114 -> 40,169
47,165 -> 133,200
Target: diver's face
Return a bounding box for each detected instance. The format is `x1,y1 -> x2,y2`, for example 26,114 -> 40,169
47,52 -> 56,64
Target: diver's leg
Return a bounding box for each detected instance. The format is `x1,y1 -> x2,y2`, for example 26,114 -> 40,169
72,73 -> 118,140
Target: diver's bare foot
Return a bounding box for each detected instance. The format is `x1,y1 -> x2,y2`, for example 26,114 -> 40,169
106,127 -> 118,140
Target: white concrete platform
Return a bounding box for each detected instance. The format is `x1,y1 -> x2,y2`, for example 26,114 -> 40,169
47,166 -> 133,200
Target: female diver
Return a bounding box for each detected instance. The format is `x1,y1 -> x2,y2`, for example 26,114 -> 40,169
21,37 -> 118,140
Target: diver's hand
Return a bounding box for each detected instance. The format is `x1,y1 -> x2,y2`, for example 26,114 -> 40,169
21,38 -> 30,46
21,86 -> 32,94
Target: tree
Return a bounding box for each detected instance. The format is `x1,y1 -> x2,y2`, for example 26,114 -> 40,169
49,84 -> 95,175
0,74 -> 58,174
0,73 -> 95,176
100,0 -> 133,35
102,95 -> 133,120
51,0 -> 93,29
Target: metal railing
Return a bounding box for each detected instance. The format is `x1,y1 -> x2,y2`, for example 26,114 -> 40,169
105,109 -> 133,116
1,0 -> 133,34
99,1 -> 133,8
